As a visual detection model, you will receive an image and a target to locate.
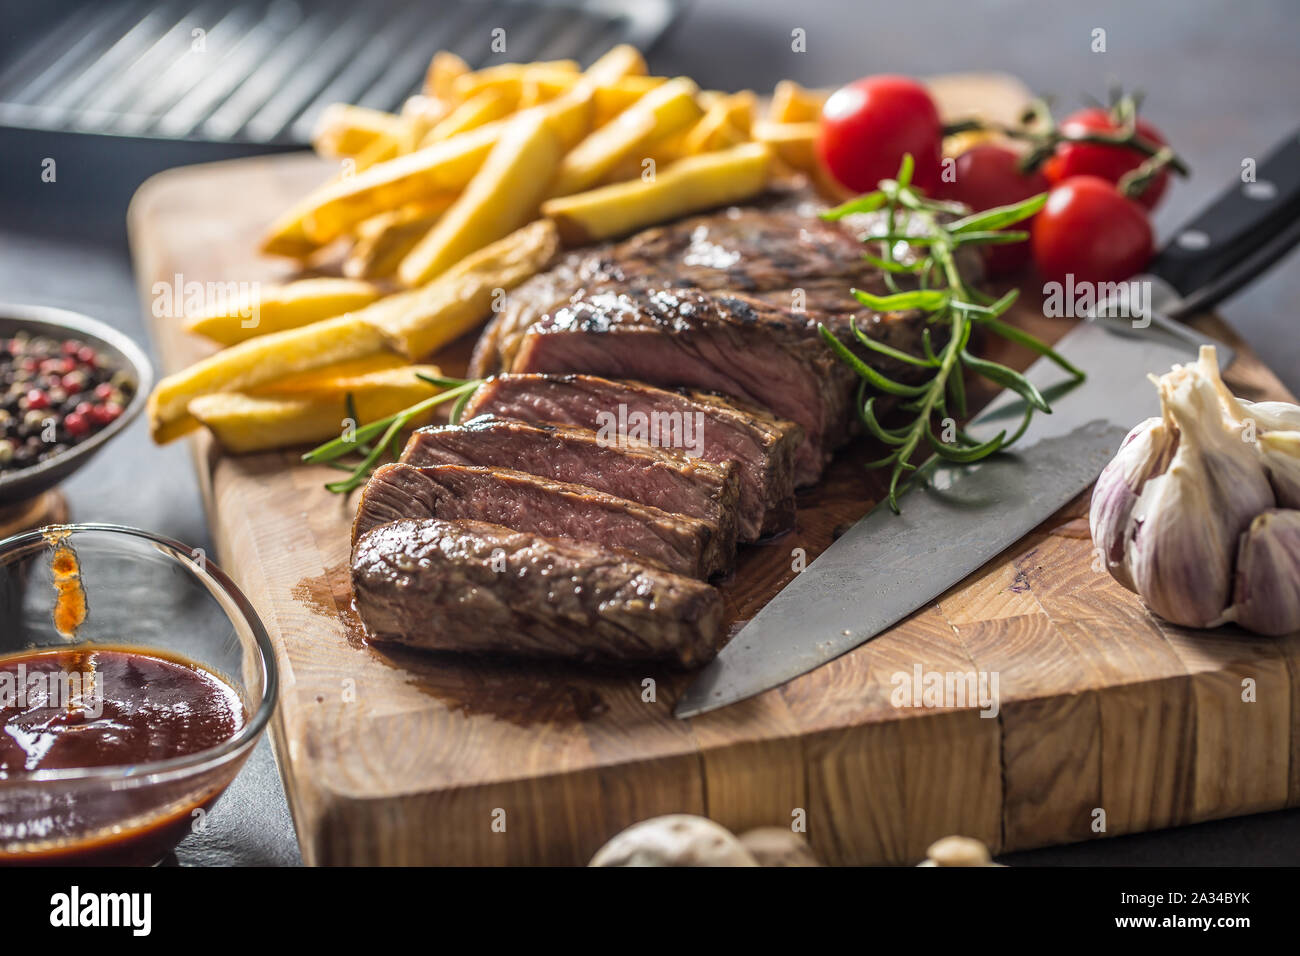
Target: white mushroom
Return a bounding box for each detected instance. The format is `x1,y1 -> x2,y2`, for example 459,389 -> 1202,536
737,828 -> 821,867
589,814 -> 759,867
918,835 -> 1000,867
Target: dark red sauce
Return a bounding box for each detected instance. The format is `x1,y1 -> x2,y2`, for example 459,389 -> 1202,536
0,646 -> 247,864
0,647 -> 245,777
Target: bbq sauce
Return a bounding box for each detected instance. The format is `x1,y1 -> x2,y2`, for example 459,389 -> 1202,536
0,646 -> 247,864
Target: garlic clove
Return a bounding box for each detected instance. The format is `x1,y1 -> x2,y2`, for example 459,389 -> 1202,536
1237,399 -> 1300,432
1089,416 -> 1170,593
1214,509 -> 1300,636
1258,431 -> 1300,509
1125,363 -> 1275,628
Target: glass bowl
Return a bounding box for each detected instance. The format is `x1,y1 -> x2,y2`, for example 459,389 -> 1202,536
0,524 -> 277,864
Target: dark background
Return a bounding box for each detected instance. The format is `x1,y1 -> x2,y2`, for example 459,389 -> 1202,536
0,0 -> 1296,866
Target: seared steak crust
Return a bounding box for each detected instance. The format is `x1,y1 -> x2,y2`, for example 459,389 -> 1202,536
469,200 -> 901,378
508,286 -> 855,484
353,462 -> 731,579
462,373 -> 800,539
352,518 -> 725,666
401,415 -> 740,558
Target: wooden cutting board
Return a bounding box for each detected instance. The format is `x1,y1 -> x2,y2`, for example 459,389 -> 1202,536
129,74 -> 1300,865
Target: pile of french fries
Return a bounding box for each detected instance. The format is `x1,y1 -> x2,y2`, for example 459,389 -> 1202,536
149,45 -> 835,454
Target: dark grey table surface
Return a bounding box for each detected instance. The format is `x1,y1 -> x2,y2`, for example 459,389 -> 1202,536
1,0 -> 1297,866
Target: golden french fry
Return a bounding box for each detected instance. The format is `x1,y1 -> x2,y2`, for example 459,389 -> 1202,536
299,122 -> 502,244
680,91 -> 757,155
256,353 -> 411,393
349,134 -> 400,172
769,80 -> 827,123
425,51 -> 469,99
312,104 -> 405,158
592,75 -> 667,125
399,94 -> 453,150
371,219 -> 558,359
149,315 -> 392,443
191,366 -> 443,454
452,60 -> 578,100
752,119 -> 819,171
542,142 -> 771,245
260,192 -> 329,259
582,45 -> 647,83
421,89 -> 514,146
343,197 -> 455,279
185,277 -> 385,346
397,111 -> 562,287
550,77 -> 702,197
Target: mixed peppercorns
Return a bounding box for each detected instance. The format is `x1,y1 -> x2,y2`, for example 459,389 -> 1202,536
0,333 -> 134,473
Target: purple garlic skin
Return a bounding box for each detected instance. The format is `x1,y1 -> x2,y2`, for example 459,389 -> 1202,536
1125,365 -> 1275,628
1089,417 -> 1169,593
1215,509 -> 1300,636
1259,432 -> 1300,509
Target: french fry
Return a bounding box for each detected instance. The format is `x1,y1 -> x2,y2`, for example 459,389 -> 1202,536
592,76 -> 667,126
452,60 -> 578,101
260,192 -> 329,259
397,110 -> 562,287
421,89 -> 514,146
425,51 -> 469,99
343,196 -> 455,279
185,277 -> 385,346
549,77 -> 703,197
542,142 -> 771,245
191,366 -> 443,454
752,119 -> 819,171
769,80 -> 827,123
349,134 -> 400,173
312,104 -> 405,157
149,315 -> 392,442
371,219 -> 558,359
399,94 -> 453,150
583,45 -> 647,82
256,353 -> 411,393
299,122 -> 503,244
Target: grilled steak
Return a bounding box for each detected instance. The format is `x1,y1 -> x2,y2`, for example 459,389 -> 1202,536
470,199 -> 899,378
353,462 -> 730,578
508,286 -> 854,484
462,373 -> 800,539
401,415 -> 740,558
352,518 -> 725,666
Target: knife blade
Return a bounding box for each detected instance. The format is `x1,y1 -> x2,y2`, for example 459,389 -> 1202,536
675,127 -> 1300,719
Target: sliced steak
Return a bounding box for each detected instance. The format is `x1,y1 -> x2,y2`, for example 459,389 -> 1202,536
401,415 -> 740,558
470,198 -> 897,378
462,373 -> 800,539
508,286 -> 855,484
353,462 -> 730,578
352,518 -> 725,666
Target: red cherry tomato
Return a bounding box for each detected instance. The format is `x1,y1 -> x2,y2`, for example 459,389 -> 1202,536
1042,108 -> 1169,209
817,75 -> 943,193
942,144 -> 1049,277
1032,176 -> 1154,285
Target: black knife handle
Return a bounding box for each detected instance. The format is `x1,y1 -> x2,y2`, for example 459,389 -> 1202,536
1148,128 -> 1300,299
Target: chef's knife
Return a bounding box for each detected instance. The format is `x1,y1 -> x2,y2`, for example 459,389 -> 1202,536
676,128 -> 1300,718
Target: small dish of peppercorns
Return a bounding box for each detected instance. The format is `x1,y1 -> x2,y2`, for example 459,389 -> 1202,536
0,304 -> 152,507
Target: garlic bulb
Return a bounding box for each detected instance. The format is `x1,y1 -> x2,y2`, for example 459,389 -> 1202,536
1215,510 -> 1300,636
1090,345 -> 1299,636
1088,416 -> 1170,592
1258,431 -> 1300,508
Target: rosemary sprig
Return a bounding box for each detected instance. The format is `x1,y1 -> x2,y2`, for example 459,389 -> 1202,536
302,374 -> 482,495
820,155 -> 1085,513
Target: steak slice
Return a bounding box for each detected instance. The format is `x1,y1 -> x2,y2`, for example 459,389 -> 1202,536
462,373 -> 800,539
401,415 -> 740,558
352,518 -> 725,666
469,198 -> 896,378
508,286 -> 855,484
353,462 -> 730,578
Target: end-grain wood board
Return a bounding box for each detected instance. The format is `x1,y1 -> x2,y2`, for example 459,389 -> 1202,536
129,74 -> 1300,865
